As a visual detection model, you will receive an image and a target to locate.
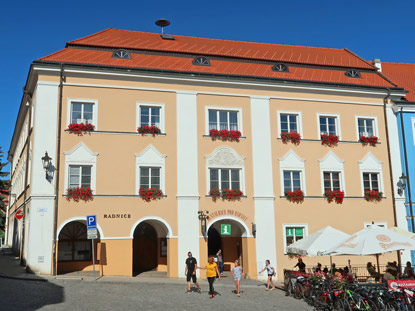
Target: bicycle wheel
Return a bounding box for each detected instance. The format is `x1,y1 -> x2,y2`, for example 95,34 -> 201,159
314,294 -> 326,311
294,283 -> 304,299
333,298 -> 345,311
342,298 -> 353,311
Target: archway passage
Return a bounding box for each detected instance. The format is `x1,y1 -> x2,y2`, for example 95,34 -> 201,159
57,221 -> 100,274
132,220 -> 169,276
207,219 -> 244,272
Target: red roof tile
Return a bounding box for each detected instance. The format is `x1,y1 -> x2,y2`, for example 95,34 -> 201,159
382,62 -> 415,101
67,28 -> 375,70
39,48 -> 395,88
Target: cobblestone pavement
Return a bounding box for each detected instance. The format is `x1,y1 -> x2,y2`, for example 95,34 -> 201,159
0,277 -> 313,311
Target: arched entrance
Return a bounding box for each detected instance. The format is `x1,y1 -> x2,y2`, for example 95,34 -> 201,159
207,219 -> 246,272
57,220 -> 100,274
132,219 -> 170,276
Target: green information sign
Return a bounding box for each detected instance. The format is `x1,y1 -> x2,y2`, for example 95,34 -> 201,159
221,224 -> 231,236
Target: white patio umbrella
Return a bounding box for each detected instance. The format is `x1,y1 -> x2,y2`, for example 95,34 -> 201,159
330,225 -> 415,277
286,225 -> 351,257
390,226 -> 415,239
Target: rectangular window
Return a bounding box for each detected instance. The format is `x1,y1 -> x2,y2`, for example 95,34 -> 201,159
358,118 -> 375,137
69,165 -> 92,188
209,168 -> 240,190
320,116 -> 337,135
323,172 -> 341,191
209,110 -> 238,131
285,227 -> 305,247
283,171 -> 301,192
363,173 -> 379,191
280,114 -> 298,133
140,106 -> 161,128
71,102 -> 94,124
140,167 -> 160,189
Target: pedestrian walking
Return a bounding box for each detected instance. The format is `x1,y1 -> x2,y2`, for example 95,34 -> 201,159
185,251 -> 201,293
216,249 -> 224,275
232,260 -> 244,297
258,259 -> 276,291
200,255 -> 221,299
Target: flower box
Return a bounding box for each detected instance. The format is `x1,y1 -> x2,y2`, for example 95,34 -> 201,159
67,123 -> 95,135
364,190 -> 383,202
209,188 -> 243,201
137,125 -> 161,136
66,187 -> 93,202
359,136 -> 378,147
281,132 -> 301,145
321,134 -> 339,146
209,129 -> 241,142
139,188 -> 163,202
324,190 -> 344,204
285,189 -> 304,203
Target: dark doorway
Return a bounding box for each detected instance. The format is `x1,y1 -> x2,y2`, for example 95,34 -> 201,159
208,227 -> 221,256
133,222 -> 157,275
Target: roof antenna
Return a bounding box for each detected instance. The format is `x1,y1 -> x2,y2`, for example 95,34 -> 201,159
155,19 -> 175,40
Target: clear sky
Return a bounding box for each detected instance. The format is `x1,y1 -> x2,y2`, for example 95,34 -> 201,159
1,0 -> 414,171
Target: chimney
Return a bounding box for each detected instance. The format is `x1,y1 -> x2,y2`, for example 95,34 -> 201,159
372,59 -> 382,72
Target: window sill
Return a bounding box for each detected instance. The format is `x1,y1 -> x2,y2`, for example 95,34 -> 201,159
65,130 -> 167,136
279,195 -> 386,199
205,195 -> 247,198
203,135 -> 246,139
277,138 -> 381,145
63,194 -> 167,198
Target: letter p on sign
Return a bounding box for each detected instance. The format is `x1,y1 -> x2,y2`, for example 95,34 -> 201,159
87,215 -> 97,229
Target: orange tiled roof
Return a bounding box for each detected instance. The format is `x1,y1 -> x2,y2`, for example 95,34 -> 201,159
382,62 -> 415,101
38,28 -> 396,88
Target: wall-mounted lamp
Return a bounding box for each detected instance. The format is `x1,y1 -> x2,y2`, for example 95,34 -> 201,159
398,173 -> 407,196
252,223 -> 256,238
41,152 -> 52,180
198,210 -> 209,237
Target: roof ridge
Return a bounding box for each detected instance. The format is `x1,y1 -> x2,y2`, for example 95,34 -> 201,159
75,28 -> 351,52
343,48 -> 378,70
67,28 -> 114,46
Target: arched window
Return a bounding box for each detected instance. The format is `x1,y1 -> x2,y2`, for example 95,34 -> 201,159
58,221 -> 91,262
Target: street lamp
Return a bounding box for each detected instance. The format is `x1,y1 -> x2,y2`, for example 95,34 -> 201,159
398,173 -> 407,196
198,210 -> 209,237
41,152 -> 52,179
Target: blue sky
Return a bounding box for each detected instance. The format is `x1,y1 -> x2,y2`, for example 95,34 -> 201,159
1,0 -> 414,172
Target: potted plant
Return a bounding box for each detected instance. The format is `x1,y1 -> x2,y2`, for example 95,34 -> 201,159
137,125 -> 161,136
324,190 -> 345,204
66,187 -> 93,202
281,132 -> 301,145
209,188 -> 221,202
209,129 -> 241,142
359,136 -> 379,147
221,188 -> 243,201
67,123 -> 95,135
364,190 -> 383,202
321,134 -> 339,146
139,188 -> 164,202
285,189 -> 304,203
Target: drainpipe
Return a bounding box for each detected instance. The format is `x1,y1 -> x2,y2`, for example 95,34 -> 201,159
52,64 -> 64,276
399,107 -> 415,233
20,90 -> 33,266
383,88 -> 401,268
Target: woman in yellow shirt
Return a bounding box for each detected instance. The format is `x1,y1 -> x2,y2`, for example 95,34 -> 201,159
200,255 -> 221,298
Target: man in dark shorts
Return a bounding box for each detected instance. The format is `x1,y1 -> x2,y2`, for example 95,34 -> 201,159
185,251 -> 201,293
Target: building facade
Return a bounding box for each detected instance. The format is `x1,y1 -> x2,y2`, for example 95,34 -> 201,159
6,29 -> 409,278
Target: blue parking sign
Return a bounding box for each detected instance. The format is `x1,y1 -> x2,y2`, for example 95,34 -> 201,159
86,215 -> 97,229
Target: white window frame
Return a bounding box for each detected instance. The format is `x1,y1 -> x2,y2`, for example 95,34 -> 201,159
205,147 -> 246,195
277,111 -> 303,136
411,118 -> 415,146
364,222 -> 387,228
139,166 -> 161,189
135,145 -> 166,194
205,106 -> 243,135
209,168 -> 241,190
317,113 -> 341,139
355,115 -> 379,140
136,102 -> 165,133
359,152 -> 384,196
362,172 -> 381,192
67,98 -> 99,130
64,143 -> 98,194
319,151 -> 346,195
283,224 -> 308,254
282,170 -> 302,193
279,150 -> 306,196
68,165 -> 93,188
323,171 -> 342,191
